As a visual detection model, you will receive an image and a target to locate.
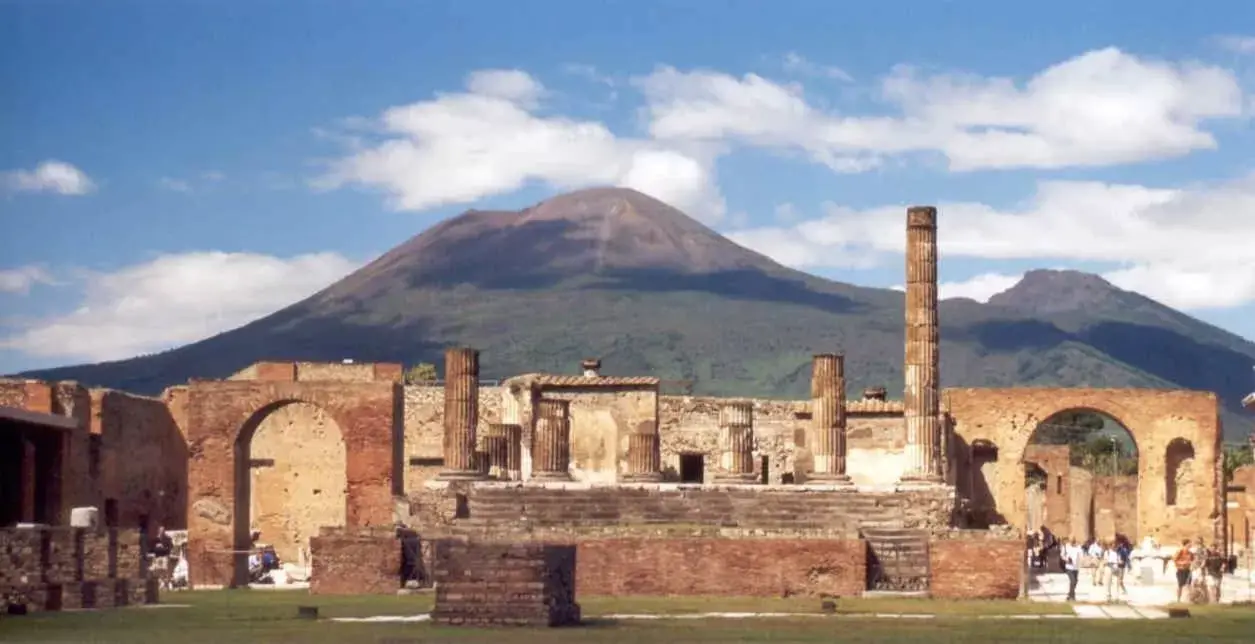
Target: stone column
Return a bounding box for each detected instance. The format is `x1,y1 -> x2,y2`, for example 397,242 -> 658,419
531,399 -> 572,481
714,401 -> 757,484
810,353 -> 852,484
483,425 -> 510,480
623,422 -> 663,482
901,206 -> 943,483
438,347 -> 484,480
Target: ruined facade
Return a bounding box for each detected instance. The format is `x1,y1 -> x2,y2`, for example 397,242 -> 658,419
1,205 -> 1229,597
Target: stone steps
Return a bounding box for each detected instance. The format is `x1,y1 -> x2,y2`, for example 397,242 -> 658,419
861,527 -> 930,593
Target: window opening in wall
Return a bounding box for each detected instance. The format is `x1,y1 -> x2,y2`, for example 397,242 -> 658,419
678,453 -> 704,483
760,456 -> 770,485
1056,474 -> 1062,495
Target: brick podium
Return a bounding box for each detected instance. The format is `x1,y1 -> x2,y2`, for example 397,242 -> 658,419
430,540 -> 581,627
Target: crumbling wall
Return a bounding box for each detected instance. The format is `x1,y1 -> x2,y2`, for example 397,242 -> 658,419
249,402 -> 347,565
309,528 -> 401,595
185,378 -> 399,587
1092,475 -> 1139,541
401,385 -> 504,492
0,379 -> 93,525
90,389 -> 188,530
1069,466 -> 1094,541
946,387 -> 1222,545
0,527 -> 156,613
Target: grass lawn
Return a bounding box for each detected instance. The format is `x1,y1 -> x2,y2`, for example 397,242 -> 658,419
1,590 -> 1253,643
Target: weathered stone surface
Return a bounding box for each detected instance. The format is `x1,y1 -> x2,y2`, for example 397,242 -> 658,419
947,387 -> 1222,545
810,354 -> 851,482
431,540 -> 580,627
903,206 -> 942,482
440,347 -> 482,479
532,400 -> 572,481
715,402 -> 756,483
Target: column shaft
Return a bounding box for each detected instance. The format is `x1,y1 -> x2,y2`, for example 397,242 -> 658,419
483,425 -> 510,480
714,402 -> 757,483
439,347 -> 484,480
624,430 -> 663,482
531,399 -> 572,481
810,353 -> 852,484
902,206 -> 943,483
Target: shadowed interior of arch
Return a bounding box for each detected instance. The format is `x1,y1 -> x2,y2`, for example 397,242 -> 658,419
232,399 -> 348,585
1023,408 -> 1141,543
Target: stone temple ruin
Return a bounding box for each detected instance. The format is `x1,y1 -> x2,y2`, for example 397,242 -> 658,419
0,206 -> 1228,618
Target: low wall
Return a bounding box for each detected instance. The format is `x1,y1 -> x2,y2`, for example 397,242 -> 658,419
577,538 -> 866,597
0,527 -> 155,613
309,530 -> 402,595
929,533 -> 1022,599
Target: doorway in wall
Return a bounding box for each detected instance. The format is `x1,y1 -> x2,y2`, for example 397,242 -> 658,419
760,456 -> 770,484
678,454 -> 704,483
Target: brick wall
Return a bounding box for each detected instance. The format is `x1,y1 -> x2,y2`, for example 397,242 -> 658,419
929,535 -> 1021,599
308,531 -> 400,595
576,538 -> 866,597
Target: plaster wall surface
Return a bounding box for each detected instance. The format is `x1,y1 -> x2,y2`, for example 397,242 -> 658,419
539,388 -> 655,483
249,402 -> 347,564
90,389 -> 188,530
946,387 -> 1222,544
401,385 -> 504,491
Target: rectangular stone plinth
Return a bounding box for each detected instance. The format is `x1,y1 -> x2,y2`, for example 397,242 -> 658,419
431,540 -> 580,627
309,531 -> 402,595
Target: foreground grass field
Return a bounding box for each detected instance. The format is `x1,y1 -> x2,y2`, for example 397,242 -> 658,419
1,590 -> 1253,643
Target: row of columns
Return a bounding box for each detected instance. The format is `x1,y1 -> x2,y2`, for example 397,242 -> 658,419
440,200 -> 945,486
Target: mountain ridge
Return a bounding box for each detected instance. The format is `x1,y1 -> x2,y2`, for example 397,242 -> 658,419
12,187 -> 1255,439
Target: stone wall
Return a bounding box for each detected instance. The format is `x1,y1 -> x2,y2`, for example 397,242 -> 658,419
929,533 -> 1022,599
185,378 -> 400,587
658,396 -> 907,486
249,402 -> 347,565
576,537 -> 866,597
0,526 -> 156,613
1023,444 -> 1071,537
401,385 -> 504,492
308,529 -> 401,595
431,540 -> 581,627
541,388 -> 656,483
1228,465 -> 1255,556
946,388 -> 1222,545
1091,475 -> 1139,541
1,379 -> 93,525
1068,466 -> 1094,542
90,389 -> 188,531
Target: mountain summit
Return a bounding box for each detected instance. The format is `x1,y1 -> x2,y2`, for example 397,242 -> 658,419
16,188 -> 1255,438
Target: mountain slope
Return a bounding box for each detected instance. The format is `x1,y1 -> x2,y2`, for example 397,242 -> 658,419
16,188 -> 1255,438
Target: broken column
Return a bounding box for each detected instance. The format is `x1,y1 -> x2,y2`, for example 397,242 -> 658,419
901,206 -> 943,483
531,399 -> 572,481
438,347 -> 484,480
484,424 -> 511,480
623,422 -> 663,482
714,401 -> 757,484
810,353 -> 852,485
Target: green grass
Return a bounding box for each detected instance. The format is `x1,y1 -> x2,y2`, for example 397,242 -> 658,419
2,590 -> 1255,643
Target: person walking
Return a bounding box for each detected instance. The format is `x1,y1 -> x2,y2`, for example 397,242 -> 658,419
1061,538 -> 1084,601
1105,540 -> 1128,602
1173,539 -> 1194,604
1087,538 -> 1105,587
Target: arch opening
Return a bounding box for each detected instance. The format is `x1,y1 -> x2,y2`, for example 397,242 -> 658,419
232,400 -> 347,585
1024,408 -> 1140,546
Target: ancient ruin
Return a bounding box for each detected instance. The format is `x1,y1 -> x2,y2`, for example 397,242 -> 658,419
0,205 -> 1229,613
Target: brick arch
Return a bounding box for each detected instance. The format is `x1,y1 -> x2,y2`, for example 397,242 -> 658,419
185,379 -> 400,587
946,387 -> 1222,546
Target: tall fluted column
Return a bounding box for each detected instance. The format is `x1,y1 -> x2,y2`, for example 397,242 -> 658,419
438,347 -> 484,480
623,422 -> 663,482
714,401 -> 757,484
810,353 -> 853,484
500,423 -> 523,481
901,206 -> 943,483
531,399 -> 572,481
484,424 -> 510,480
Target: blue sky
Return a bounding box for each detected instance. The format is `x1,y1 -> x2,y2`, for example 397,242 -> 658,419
2,0 -> 1255,374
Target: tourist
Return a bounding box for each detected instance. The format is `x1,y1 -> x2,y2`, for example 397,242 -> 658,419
1173,539 -> 1194,603
1204,543 -> 1224,603
1061,538 -> 1083,601
1105,539 -> 1128,602
1087,538 -> 1105,587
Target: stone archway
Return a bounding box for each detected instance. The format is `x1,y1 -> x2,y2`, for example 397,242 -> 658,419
237,401 -> 348,568
945,387 -> 1221,546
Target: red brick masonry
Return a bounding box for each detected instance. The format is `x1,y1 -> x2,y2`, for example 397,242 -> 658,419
309,532 -> 402,595
929,538 -> 1022,599
576,538 -> 867,597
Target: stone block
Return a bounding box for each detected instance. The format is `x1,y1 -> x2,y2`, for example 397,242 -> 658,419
309,532 -> 401,595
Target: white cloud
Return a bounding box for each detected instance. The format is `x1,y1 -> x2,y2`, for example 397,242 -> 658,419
1215,35 -> 1255,55
2,160 -> 96,195
638,47 -> 1247,171
0,251 -> 361,363
936,272 -> 1026,302
730,174 -> 1255,310
781,52 -> 853,82
0,265 -> 56,295
314,69 -> 726,222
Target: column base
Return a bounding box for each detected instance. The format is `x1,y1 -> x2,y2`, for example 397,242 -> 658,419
808,473 -> 854,486
712,473 -> 760,485
436,469 -> 487,482
529,471 -> 573,482
621,472 -> 664,483
897,472 -> 945,486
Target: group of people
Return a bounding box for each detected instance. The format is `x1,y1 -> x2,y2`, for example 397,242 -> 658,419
1055,533 -> 1227,604
146,525 -> 189,590
247,530 -> 283,583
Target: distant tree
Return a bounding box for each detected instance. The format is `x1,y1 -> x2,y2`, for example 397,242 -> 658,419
1033,410 -> 1106,445
1074,435 -> 1137,476
403,362 -> 438,384
1224,443 -> 1254,482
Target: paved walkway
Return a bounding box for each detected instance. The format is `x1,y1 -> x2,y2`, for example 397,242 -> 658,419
1028,571 -> 1255,607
